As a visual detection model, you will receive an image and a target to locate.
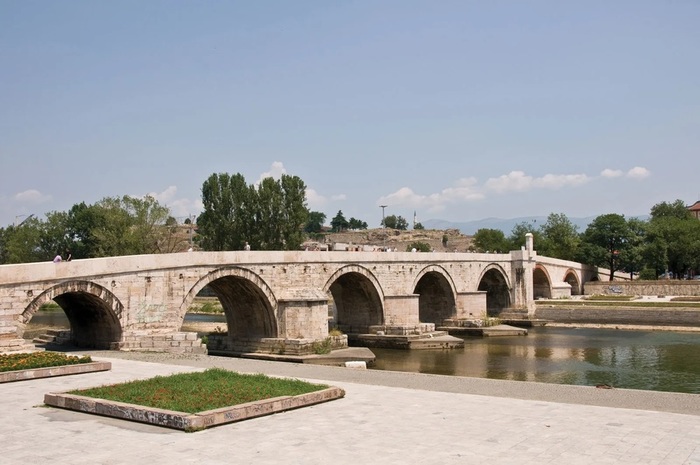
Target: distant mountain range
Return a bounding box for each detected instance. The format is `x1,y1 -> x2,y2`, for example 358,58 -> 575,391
423,216 -> 598,235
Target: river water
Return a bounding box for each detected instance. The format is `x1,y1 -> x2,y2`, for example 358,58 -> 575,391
26,311 -> 700,394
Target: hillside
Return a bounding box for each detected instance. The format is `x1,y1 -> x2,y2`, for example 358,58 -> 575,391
309,228 -> 474,252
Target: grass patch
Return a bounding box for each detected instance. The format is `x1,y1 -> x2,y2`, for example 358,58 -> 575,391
69,368 -> 329,414
536,300 -> 700,308
188,297 -> 223,314
0,351 -> 92,372
671,296 -> 700,302
584,295 -> 636,301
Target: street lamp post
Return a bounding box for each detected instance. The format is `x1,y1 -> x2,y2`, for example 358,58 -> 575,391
380,205 -> 387,250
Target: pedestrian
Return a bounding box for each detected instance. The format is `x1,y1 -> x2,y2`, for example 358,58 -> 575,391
53,253 -> 62,263
65,250 -> 72,261
244,241 -> 251,251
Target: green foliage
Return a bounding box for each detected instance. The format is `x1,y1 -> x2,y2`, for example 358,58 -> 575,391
197,172 -> 308,251
1,351 -> 92,372
579,213 -> 630,280
330,210 -> 349,232
312,337 -> 333,354
69,368 -> 329,414
348,217 -> 368,230
638,268 -> 657,280
415,222 -> 425,230
537,213 -> 580,260
406,241 -> 431,252
472,228 -> 510,253
305,211 -> 326,233
383,214 -> 408,230
508,221 -> 541,251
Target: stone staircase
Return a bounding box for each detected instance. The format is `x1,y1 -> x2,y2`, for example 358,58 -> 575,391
33,329 -> 72,346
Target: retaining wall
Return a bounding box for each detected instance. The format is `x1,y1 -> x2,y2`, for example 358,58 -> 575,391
535,307 -> 700,327
584,281 -> 700,297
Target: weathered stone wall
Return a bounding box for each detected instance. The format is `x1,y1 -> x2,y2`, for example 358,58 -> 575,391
584,281 -> 700,297
535,306 -> 700,327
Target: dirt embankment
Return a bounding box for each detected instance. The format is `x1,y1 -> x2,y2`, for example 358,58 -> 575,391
313,228 -> 473,252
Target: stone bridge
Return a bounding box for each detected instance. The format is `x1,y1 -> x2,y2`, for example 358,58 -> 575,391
0,236 -> 611,355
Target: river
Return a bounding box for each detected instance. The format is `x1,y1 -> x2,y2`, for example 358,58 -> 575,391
25,310 -> 700,394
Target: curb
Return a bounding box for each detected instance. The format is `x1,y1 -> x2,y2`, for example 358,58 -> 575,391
0,361 -> 112,383
44,386 -> 345,432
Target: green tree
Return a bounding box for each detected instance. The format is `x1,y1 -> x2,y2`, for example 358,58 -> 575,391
279,174 -> 309,250
197,173 -> 250,251
330,210 -> 349,232
383,215 -> 408,230
508,221 -> 540,251
0,216 -> 43,263
305,211 -> 327,234
472,228 -> 510,253
650,199 -> 691,221
348,217 -> 368,230
537,213 -> 580,260
406,241 -> 431,252
579,213 -> 631,280
414,222 -> 425,230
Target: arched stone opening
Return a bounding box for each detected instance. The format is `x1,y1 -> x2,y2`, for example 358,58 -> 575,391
328,271 -> 383,334
477,268 -> 511,317
533,267 -> 552,299
22,281 -> 123,350
414,271 -> 456,325
206,275 -> 277,339
564,270 -> 581,295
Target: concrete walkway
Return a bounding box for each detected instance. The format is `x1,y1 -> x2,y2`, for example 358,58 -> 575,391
3,353 -> 700,465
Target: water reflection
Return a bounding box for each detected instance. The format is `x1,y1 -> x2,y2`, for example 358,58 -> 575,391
371,327 -> 700,394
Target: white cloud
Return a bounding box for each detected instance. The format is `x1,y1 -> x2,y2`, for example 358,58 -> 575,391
378,178 -> 484,213
627,166 -> 651,179
148,185 -> 178,204
601,168 -> 623,178
14,189 -> 52,204
306,188 -> 346,210
146,186 -> 201,220
256,161 -> 287,184
484,171 -> 589,193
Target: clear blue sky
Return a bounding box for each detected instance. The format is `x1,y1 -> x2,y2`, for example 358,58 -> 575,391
2,1 -> 698,228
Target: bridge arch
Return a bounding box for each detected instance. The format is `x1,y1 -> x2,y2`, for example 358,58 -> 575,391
180,267 -> 278,339
412,265 -> 457,325
477,264 -> 511,317
533,265 -> 552,299
324,264 -> 384,334
21,280 -> 123,349
564,268 -> 581,295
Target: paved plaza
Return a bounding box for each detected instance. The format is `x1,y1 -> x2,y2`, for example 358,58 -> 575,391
2,353 -> 700,465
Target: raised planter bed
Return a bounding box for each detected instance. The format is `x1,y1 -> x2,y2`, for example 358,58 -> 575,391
0,361 -> 112,383
44,386 -> 345,431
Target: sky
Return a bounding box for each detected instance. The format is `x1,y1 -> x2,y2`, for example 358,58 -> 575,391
1,1 -> 699,228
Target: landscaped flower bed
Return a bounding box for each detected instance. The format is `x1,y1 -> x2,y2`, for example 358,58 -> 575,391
0,351 -> 111,383
45,368 -> 345,431
0,351 -> 92,372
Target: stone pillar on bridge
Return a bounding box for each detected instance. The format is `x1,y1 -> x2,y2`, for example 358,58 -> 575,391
375,294 -> 436,335
509,234 -> 537,316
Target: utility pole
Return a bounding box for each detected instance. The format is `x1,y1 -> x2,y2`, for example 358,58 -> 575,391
380,205 -> 387,250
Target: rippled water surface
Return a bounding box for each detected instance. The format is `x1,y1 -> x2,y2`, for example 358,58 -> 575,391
371,327 -> 700,393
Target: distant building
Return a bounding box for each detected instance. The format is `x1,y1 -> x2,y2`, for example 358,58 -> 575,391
688,201 -> 700,220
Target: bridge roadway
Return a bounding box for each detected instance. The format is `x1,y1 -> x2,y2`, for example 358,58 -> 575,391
0,243 -> 606,355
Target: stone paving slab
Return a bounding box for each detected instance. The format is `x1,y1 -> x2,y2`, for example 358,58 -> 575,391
2,355 -> 699,465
